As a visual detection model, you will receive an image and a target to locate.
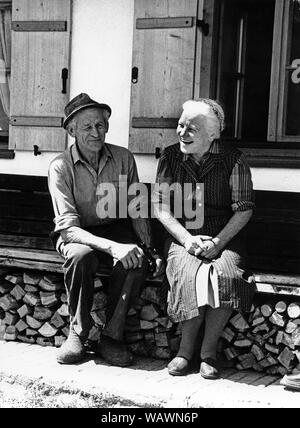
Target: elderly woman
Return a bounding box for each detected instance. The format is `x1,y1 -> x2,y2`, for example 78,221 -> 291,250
153,99 -> 255,379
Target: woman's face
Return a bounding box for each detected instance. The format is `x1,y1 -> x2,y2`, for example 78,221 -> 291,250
177,109 -> 217,157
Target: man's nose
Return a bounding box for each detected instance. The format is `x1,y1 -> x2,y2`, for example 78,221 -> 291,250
180,126 -> 187,137
90,126 -> 100,137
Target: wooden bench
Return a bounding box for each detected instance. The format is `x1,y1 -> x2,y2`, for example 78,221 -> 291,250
0,173 -> 299,296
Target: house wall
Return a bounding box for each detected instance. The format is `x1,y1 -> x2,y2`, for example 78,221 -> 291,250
0,0 -> 299,193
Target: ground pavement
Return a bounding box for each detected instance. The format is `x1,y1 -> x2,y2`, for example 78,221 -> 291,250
0,340 -> 299,408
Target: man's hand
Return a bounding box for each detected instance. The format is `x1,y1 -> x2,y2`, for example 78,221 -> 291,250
184,234 -> 212,256
200,237 -> 225,260
110,242 -> 144,270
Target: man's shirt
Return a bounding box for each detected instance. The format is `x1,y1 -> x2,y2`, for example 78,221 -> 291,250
48,142 -> 139,233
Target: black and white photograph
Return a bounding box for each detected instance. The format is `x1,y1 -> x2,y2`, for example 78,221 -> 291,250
0,0 -> 300,412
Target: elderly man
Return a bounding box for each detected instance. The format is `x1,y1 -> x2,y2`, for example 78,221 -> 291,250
48,93 -> 163,367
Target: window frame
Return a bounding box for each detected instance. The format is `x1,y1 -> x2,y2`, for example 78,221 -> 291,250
200,0 -> 300,167
0,0 -> 13,158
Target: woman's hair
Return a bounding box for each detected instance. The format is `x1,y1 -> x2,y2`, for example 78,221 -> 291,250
182,98 -> 225,138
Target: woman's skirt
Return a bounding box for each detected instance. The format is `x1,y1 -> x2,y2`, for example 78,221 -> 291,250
164,236 -> 256,323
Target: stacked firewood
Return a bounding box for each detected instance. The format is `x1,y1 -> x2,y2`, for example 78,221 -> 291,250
220,299 -> 300,375
0,269 -> 105,347
123,285 -> 180,360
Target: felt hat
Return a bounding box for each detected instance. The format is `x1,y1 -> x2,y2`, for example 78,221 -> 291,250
63,93 -> 112,128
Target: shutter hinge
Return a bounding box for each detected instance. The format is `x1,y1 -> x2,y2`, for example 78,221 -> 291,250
197,19 -> 209,36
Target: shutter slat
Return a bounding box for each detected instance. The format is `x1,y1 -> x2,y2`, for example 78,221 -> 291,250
12,20 -> 67,32
136,17 -> 194,29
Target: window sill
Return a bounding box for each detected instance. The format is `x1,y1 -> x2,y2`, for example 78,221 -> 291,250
238,147 -> 300,168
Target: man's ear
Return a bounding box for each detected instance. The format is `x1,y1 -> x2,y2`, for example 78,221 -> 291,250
67,123 -> 76,138
105,121 -> 109,133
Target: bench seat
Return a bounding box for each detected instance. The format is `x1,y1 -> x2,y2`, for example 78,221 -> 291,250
0,173 -> 299,297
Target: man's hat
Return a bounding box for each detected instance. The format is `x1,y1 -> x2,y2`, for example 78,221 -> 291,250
63,93 -> 112,129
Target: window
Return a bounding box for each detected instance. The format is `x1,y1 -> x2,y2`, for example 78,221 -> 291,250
0,0 -> 11,156
213,0 -> 300,145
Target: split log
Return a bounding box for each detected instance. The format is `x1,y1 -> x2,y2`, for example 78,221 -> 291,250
24,284 -> 39,293
26,328 -> 38,337
17,335 -> 35,344
252,362 -> 264,372
155,332 -> 168,347
50,312 -> 66,329
237,353 -> 256,369
40,291 -> 60,307
251,344 -> 265,361
0,325 -> 5,339
287,303 -> 300,319
140,304 -> 159,321
3,312 -> 19,326
15,318 -> 28,333
266,365 -> 288,376
234,338 -> 252,348
26,315 -> 43,330
42,273 -> 62,285
88,325 -> 100,342
23,272 -> 42,285
259,354 -> 277,368
0,280 -> 14,295
5,274 -> 23,285
10,284 -> 25,301
291,327 -> 300,347
229,313 -> 249,332
94,277 -> 103,290
221,327 -> 236,343
252,322 -> 269,334
275,331 -> 295,349
127,307 -> 137,316
62,326 -> 70,337
23,292 -> 41,307
33,306 -> 53,321
262,327 -> 278,341
38,322 -> 58,338
156,317 -> 172,329
224,347 -> 239,360
140,320 -> 159,330
269,312 -> 286,328
128,341 -> 149,357
39,278 -> 63,292
0,294 -> 20,311
3,326 -> 17,341
278,347 -> 296,369
264,343 -> 280,355
91,309 -> 105,326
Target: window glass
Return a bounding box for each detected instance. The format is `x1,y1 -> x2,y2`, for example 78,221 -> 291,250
215,0 -> 275,142
285,1 -> 300,136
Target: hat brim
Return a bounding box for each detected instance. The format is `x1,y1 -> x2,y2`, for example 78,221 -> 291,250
63,102 -> 112,129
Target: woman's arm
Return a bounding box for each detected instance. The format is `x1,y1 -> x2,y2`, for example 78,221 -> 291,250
201,209 -> 253,259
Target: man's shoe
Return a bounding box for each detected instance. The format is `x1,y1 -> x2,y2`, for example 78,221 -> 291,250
200,358 -> 220,379
168,356 -> 189,376
56,328 -> 86,364
280,373 -> 300,391
97,335 -> 133,367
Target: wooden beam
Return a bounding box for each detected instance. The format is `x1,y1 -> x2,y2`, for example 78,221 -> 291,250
136,17 -> 193,30
10,116 -> 63,128
12,21 -> 67,32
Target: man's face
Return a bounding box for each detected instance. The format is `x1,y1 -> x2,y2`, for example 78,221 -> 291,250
176,109 -> 212,156
72,107 -> 108,155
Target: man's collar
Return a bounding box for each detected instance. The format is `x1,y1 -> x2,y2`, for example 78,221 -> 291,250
71,142 -> 112,165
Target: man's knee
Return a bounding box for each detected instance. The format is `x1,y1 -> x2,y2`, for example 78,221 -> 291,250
63,243 -> 99,270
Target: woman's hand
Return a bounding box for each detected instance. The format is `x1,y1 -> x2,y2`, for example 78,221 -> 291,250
201,237 -> 225,260
184,234 -> 212,256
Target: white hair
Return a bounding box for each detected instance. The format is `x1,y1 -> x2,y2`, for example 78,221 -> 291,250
182,99 -> 225,139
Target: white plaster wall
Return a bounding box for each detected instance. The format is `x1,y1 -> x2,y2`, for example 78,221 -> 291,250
0,0 -> 298,194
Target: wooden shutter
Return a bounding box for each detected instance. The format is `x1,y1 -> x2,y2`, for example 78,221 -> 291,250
129,0 -> 203,155
9,0 -> 71,152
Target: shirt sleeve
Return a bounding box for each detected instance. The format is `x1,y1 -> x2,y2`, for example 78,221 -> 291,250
230,153 -> 255,212
152,151 -> 175,205
48,159 -> 81,232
